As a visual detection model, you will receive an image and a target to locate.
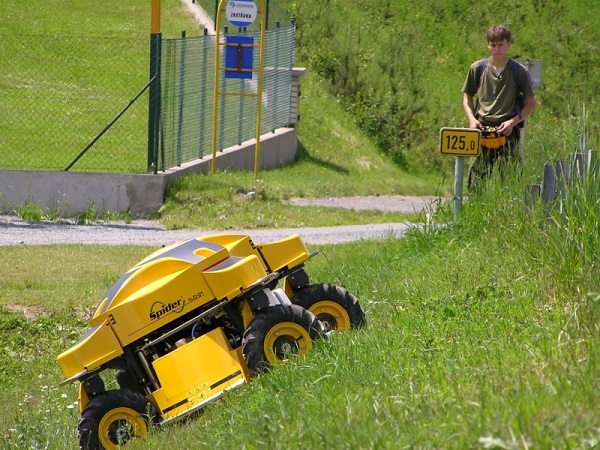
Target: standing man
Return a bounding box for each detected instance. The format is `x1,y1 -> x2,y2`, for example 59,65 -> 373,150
462,24 -> 536,190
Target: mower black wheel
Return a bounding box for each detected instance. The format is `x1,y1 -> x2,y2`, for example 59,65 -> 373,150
78,389 -> 151,450
243,304 -> 324,376
292,283 -> 366,332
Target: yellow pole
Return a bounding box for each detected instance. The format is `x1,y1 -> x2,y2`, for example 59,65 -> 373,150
253,0 -> 266,179
150,0 -> 161,34
211,1 -> 226,174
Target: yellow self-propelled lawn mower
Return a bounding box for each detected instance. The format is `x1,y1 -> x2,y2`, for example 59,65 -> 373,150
57,233 -> 365,450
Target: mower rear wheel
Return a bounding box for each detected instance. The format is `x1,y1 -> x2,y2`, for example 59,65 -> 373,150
243,304 -> 324,376
78,389 -> 150,450
292,283 -> 366,332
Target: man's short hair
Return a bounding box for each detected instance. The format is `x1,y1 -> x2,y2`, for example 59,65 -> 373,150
486,24 -> 512,43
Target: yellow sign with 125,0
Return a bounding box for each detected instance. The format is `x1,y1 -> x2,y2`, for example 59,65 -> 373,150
439,128 -> 481,156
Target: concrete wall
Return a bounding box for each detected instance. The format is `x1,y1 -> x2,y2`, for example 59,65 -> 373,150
0,127 -> 297,218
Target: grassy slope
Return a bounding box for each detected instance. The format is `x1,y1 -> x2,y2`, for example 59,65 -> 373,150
159,72 -> 451,229
279,0 -> 600,161
0,0 -> 203,172
3,186 -> 599,448
1,1 -> 600,449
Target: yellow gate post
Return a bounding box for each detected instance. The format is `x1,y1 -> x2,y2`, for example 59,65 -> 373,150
212,0 -> 266,179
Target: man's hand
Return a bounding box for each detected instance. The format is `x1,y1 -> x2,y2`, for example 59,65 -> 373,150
469,119 -> 482,130
496,120 -> 515,136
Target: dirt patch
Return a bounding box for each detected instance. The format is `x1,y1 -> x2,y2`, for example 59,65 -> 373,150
288,195 -> 441,214
4,304 -> 44,320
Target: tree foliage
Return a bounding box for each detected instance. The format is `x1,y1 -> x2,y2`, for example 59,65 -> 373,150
280,0 -> 600,167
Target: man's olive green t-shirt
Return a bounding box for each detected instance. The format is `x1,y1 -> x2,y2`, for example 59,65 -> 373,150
462,58 -> 535,126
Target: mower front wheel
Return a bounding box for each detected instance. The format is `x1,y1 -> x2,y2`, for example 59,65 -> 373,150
292,283 -> 366,332
243,304 -> 324,376
78,389 -> 151,450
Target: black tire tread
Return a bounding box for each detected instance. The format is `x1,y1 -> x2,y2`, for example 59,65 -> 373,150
242,304 -> 324,376
292,283 -> 366,329
78,389 -> 149,450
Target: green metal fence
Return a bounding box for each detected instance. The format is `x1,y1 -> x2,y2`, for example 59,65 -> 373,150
157,24 -> 296,172
0,22 -> 296,174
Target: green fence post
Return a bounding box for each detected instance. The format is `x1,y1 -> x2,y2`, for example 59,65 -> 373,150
266,0 -> 270,29
176,30 -> 187,166
148,0 -> 162,173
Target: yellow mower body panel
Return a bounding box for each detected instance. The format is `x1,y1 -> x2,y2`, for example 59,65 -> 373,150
203,254 -> 267,300
200,234 -> 265,267
85,238 -> 268,347
201,233 -> 310,273
257,234 -> 310,272
148,328 -> 249,421
57,319 -> 123,380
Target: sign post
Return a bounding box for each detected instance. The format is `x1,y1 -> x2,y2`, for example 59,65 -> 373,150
439,127 -> 481,223
212,0 -> 265,178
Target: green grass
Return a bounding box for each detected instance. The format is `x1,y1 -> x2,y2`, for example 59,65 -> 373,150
2,174 -> 600,448
159,72 -> 452,229
2,1 -> 600,449
0,0 -> 204,173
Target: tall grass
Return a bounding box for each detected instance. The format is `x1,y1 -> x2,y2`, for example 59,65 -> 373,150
2,144 -> 600,448
2,1 -> 600,448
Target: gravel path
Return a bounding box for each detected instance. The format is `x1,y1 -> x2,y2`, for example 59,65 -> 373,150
0,196 -> 439,246
0,218 -> 412,246
288,195 -> 439,213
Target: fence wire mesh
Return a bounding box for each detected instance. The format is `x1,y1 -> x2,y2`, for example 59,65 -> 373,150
0,34 -> 149,173
157,24 -> 296,171
1,23 -> 296,174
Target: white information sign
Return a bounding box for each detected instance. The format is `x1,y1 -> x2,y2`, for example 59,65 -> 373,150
226,0 -> 257,28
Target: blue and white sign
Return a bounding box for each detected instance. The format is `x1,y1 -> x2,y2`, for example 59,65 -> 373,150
226,0 -> 257,28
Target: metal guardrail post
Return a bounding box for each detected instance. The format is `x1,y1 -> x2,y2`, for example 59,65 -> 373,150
542,163 -> 556,220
